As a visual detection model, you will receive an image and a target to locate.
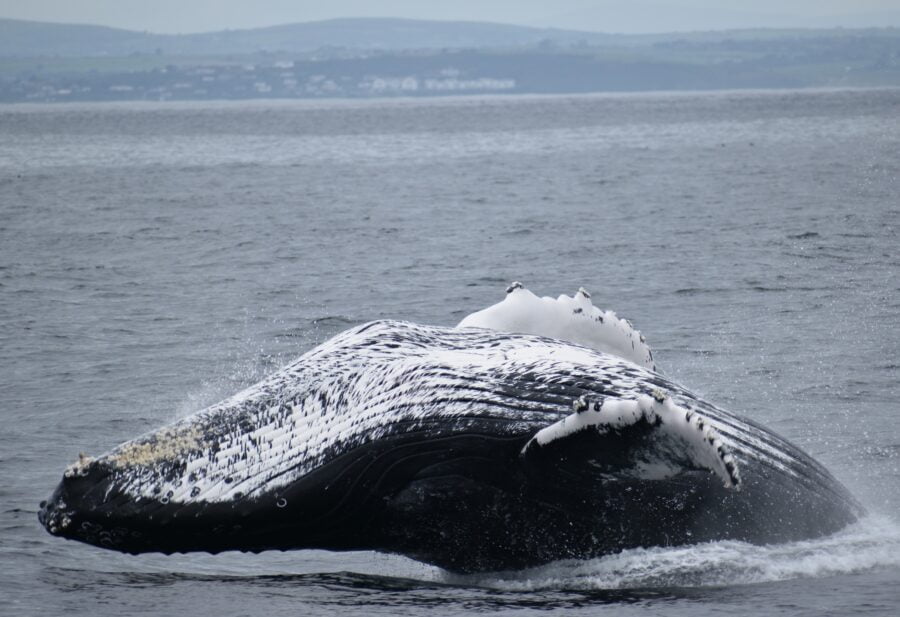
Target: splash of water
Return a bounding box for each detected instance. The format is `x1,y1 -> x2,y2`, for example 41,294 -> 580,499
453,515 -> 900,591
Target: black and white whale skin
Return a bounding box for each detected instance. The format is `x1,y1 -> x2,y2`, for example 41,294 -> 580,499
39,285 -> 863,573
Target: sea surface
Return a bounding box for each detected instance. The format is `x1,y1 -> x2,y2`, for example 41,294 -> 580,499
1,89 -> 898,616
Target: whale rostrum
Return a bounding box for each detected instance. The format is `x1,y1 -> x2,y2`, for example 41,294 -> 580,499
39,284 -> 862,573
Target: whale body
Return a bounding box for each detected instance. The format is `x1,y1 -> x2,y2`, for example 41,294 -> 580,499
39,285 -> 862,573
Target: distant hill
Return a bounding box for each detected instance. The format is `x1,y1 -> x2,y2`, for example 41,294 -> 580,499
0,19 -> 157,57
5,16 -> 898,58
0,17 -> 626,57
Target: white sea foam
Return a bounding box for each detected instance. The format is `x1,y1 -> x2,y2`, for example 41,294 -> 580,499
450,515 -> 900,590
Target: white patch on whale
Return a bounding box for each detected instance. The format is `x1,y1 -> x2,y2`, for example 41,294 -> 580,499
457,283 -> 655,371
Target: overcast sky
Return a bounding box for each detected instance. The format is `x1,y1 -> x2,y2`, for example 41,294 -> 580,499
1,0 -> 898,34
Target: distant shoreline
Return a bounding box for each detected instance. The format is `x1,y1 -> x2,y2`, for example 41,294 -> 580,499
2,18 -> 897,104
2,85 -> 897,109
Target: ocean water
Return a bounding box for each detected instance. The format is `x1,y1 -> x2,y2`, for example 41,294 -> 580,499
1,89 -> 899,616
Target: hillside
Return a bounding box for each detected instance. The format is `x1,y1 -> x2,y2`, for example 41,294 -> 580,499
0,17 -> 622,57
5,17 -> 899,58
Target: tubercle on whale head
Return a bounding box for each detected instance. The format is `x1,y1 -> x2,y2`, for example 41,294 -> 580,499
63,452 -> 95,478
40,456 -> 115,540
40,452 -> 105,537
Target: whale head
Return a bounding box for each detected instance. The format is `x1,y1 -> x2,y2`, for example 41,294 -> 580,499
36,423 -> 407,555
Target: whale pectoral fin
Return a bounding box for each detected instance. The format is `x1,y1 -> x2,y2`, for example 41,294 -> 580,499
457,282 -> 656,371
521,394 -> 741,489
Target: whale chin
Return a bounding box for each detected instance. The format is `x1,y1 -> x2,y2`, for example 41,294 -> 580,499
38,285 -> 863,573
38,421 -> 538,569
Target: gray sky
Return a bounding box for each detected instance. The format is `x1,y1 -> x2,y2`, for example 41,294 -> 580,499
1,0 -> 898,34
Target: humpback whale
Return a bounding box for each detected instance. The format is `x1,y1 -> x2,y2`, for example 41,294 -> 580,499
39,284 -> 862,573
